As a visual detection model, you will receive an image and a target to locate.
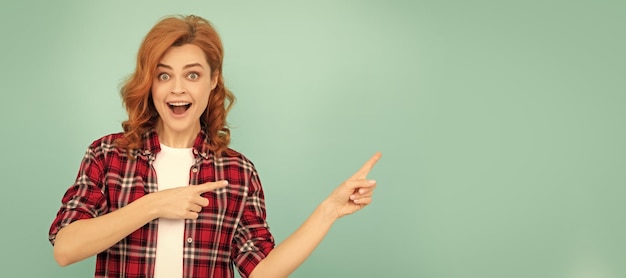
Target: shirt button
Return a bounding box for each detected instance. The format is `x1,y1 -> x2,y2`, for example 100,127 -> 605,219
192,167 -> 198,173
187,237 -> 193,244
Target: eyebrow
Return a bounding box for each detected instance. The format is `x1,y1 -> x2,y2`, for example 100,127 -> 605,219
156,63 -> 204,70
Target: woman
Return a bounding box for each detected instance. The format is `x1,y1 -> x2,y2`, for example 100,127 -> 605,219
49,15 -> 381,278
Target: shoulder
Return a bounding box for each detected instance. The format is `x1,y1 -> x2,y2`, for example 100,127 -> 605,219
74,133 -> 126,172
86,132 -> 125,155
219,148 -> 256,165
216,148 -> 258,171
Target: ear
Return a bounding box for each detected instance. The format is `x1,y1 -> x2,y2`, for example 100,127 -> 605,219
210,70 -> 219,91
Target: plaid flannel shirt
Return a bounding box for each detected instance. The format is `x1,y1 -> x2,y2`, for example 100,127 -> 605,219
49,129 -> 275,277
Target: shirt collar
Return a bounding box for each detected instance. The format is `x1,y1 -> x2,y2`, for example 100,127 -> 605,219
140,128 -> 212,159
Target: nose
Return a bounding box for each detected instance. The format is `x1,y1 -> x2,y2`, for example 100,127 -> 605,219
171,77 -> 185,94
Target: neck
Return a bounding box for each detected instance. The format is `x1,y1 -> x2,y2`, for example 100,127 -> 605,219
155,120 -> 200,148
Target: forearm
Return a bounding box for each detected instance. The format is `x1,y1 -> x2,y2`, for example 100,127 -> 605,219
53,195 -> 158,266
250,200 -> 338,278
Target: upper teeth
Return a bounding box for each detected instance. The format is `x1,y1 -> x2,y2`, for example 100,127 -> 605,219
169,102 -> 189,106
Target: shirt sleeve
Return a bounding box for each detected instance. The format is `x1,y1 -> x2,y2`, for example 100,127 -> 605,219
48,146 -> 108,245
231,167 -> 275,278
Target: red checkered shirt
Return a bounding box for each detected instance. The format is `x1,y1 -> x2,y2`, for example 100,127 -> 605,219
49,129 -> 275,278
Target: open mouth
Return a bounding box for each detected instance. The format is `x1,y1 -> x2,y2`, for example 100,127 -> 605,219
168,102 -> 191,115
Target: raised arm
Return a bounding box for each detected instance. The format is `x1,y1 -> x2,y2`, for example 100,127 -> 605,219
249,152 -> 382,278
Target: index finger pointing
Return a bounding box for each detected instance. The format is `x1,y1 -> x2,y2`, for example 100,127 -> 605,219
352,152 -> 382,179
194,180 -> 229,193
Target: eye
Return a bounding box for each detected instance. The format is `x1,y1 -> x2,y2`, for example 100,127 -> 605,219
157,73 -> 170,81
187,72 -> 200,80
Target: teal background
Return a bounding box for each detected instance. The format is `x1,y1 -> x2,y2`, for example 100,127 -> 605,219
1,0 -> 624,277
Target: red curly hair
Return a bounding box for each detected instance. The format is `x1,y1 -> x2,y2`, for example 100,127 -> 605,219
116,15 -> 235,156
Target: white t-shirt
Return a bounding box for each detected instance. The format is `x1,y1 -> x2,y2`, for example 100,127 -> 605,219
153,144 -> 194,278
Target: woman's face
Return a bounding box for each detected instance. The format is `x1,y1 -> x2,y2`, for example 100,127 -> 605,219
151,44 -> 217,137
